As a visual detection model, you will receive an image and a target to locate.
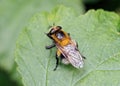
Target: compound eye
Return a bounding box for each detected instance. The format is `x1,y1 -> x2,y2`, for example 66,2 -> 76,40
56,31 -> 64,39
56,26 -> 62,30
49,26 -> 62,35
49,28 -> 56,34
50,28 -> 55,33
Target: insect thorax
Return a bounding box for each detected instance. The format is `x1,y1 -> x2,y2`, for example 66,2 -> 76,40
56,31 -> 65,39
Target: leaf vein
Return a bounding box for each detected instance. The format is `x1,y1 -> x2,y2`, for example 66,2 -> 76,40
95,52 -> 120,68
25,28 -> 34,47
70,71 -> 74,86
73,52 -> 120,85
19,55 -> 36,86
45,51 -> 52,86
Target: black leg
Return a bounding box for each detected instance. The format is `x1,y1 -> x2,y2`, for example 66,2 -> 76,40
53,53 -> 59,71
45,43 -> 55,49
82,55 -> 86,59
67,33 -> 70,36
76,41 -> 78,48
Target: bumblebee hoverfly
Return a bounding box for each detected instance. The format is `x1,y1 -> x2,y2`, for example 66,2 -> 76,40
45,26 -> 85,70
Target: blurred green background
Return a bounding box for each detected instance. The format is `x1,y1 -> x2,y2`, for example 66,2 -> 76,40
0,0 -> 120,86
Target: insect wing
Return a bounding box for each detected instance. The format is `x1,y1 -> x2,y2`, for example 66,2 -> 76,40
58,44 -> 84,69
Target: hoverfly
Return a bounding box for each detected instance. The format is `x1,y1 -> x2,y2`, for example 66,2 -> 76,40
45,26 -> 85,70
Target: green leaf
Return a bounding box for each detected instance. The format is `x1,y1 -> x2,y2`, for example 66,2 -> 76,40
0,1 -> 84,86
0,0 -> 84,72
0,0 -> 84,85
15,6 -> 120,86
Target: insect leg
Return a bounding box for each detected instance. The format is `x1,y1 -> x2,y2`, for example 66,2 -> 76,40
45,43 -> 55,49
53,50 -> 61,71
68,33 -> 70,36
82,55 -> 86,59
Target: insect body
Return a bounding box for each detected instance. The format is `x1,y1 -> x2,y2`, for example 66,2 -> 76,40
45,26 -> 85,70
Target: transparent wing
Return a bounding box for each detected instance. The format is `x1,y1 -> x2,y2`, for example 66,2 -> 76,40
57,44 -> 84,69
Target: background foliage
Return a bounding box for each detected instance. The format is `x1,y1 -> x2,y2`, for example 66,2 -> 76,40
0,0 -> 120,86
